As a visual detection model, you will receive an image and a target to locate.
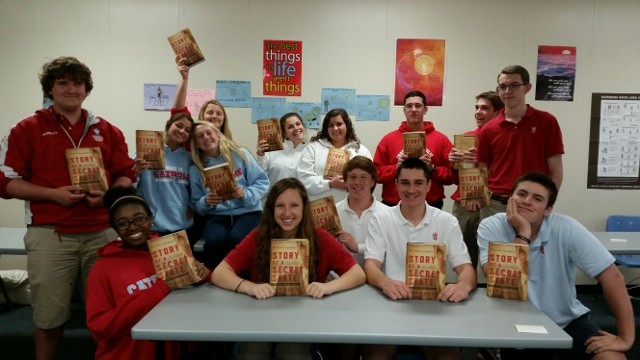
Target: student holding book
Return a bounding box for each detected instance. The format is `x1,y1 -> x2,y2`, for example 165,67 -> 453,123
172,56 -> 233,139
86,187 -> 210,360
297,108 -> 371,202
477,172 -> 634,360
256,112 -> 308,185
0,56 -> 137,360
335,156 -> 384,266
135,112 -> 195,239
211,178 -> 365,360
373,90 -> 454,209
189,121 -> 270,269
363,158 -> 475,360
448,91 -> 504,269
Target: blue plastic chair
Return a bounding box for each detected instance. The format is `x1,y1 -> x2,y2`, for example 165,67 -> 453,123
606,215 -> 640,268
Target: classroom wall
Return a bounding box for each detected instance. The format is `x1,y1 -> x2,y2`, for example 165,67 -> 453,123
1,0 -> 639,275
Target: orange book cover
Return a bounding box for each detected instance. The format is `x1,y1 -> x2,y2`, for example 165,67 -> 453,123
203,163 -> 238,201
256,118 -> 284,152
458,166 -> 490,207
323,148 -> 349,179
486,242 -> 528,301
136,130 -> 165,169
453,134 -> 476,170
167,28 -> 205,67
270,238 -> 309,296
405,242 -> 446,300
148,230 -> 203,289
309,196 -> 342,234
64,147 -> 109,193
403,131 -> 426,158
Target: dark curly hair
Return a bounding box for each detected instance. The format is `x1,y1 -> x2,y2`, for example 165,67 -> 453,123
39,56 -> 93,100
310,108 -> 361,149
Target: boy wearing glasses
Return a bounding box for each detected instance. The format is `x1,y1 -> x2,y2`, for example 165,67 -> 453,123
475,65 -> 564,219
373,90 -> 454,209
0,57 -> 136,360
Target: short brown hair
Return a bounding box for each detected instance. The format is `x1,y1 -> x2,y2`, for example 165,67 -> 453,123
498,65 -> 530,84
342,156 -> 378,194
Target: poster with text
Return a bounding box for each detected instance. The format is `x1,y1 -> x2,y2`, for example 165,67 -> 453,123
394,39 -> 445,106
263,39 -> 302,97
535,45 -> 576,101
587,93 -> 640,189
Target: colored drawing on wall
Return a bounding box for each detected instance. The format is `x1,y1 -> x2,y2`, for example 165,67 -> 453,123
394,39 -> 445,106
286,102 -> 322,129
263,39 -> 302,97
251,97 -> 287,123
144,83 -> 177,111
185,89 -> 215,117
535,45 -> 576,102
356,95 -> 390,121
216,80 -> 251,108
320,88 -> 356,116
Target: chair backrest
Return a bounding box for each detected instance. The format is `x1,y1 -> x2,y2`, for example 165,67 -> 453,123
606,215 -> 640,232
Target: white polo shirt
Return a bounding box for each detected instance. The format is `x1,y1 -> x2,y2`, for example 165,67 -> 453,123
336,194 -> 384,265
365,201 -> 471,280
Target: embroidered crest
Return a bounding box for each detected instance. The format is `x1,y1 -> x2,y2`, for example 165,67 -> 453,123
531,126 -> 537,134
92,128 -> 104,142
432,232 -> 438,241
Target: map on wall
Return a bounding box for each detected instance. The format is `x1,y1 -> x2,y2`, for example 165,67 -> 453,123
587,93 -> 640,189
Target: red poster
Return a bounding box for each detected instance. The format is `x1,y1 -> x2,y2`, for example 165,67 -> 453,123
394,39 -> 445,106
263,39 -> 302,96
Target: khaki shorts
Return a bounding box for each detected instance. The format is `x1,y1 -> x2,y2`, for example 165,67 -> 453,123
24,226 -> 115,329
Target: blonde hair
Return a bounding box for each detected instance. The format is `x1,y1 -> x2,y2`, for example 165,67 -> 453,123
190,121 -> 247,182
199,99 -> 233,140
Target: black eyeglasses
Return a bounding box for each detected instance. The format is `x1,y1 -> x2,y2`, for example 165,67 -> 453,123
496,83 -> 524,93
114,215 -> 150,230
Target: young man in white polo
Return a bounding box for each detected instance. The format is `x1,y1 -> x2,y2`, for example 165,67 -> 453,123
363,158 -> 476,360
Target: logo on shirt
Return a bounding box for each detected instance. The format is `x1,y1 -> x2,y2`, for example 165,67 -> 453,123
531,126 -> 537,134
42,131 -> 58,137
432,232 -> 438,241
126,274 -> 159,294
92,128 -> 104,142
